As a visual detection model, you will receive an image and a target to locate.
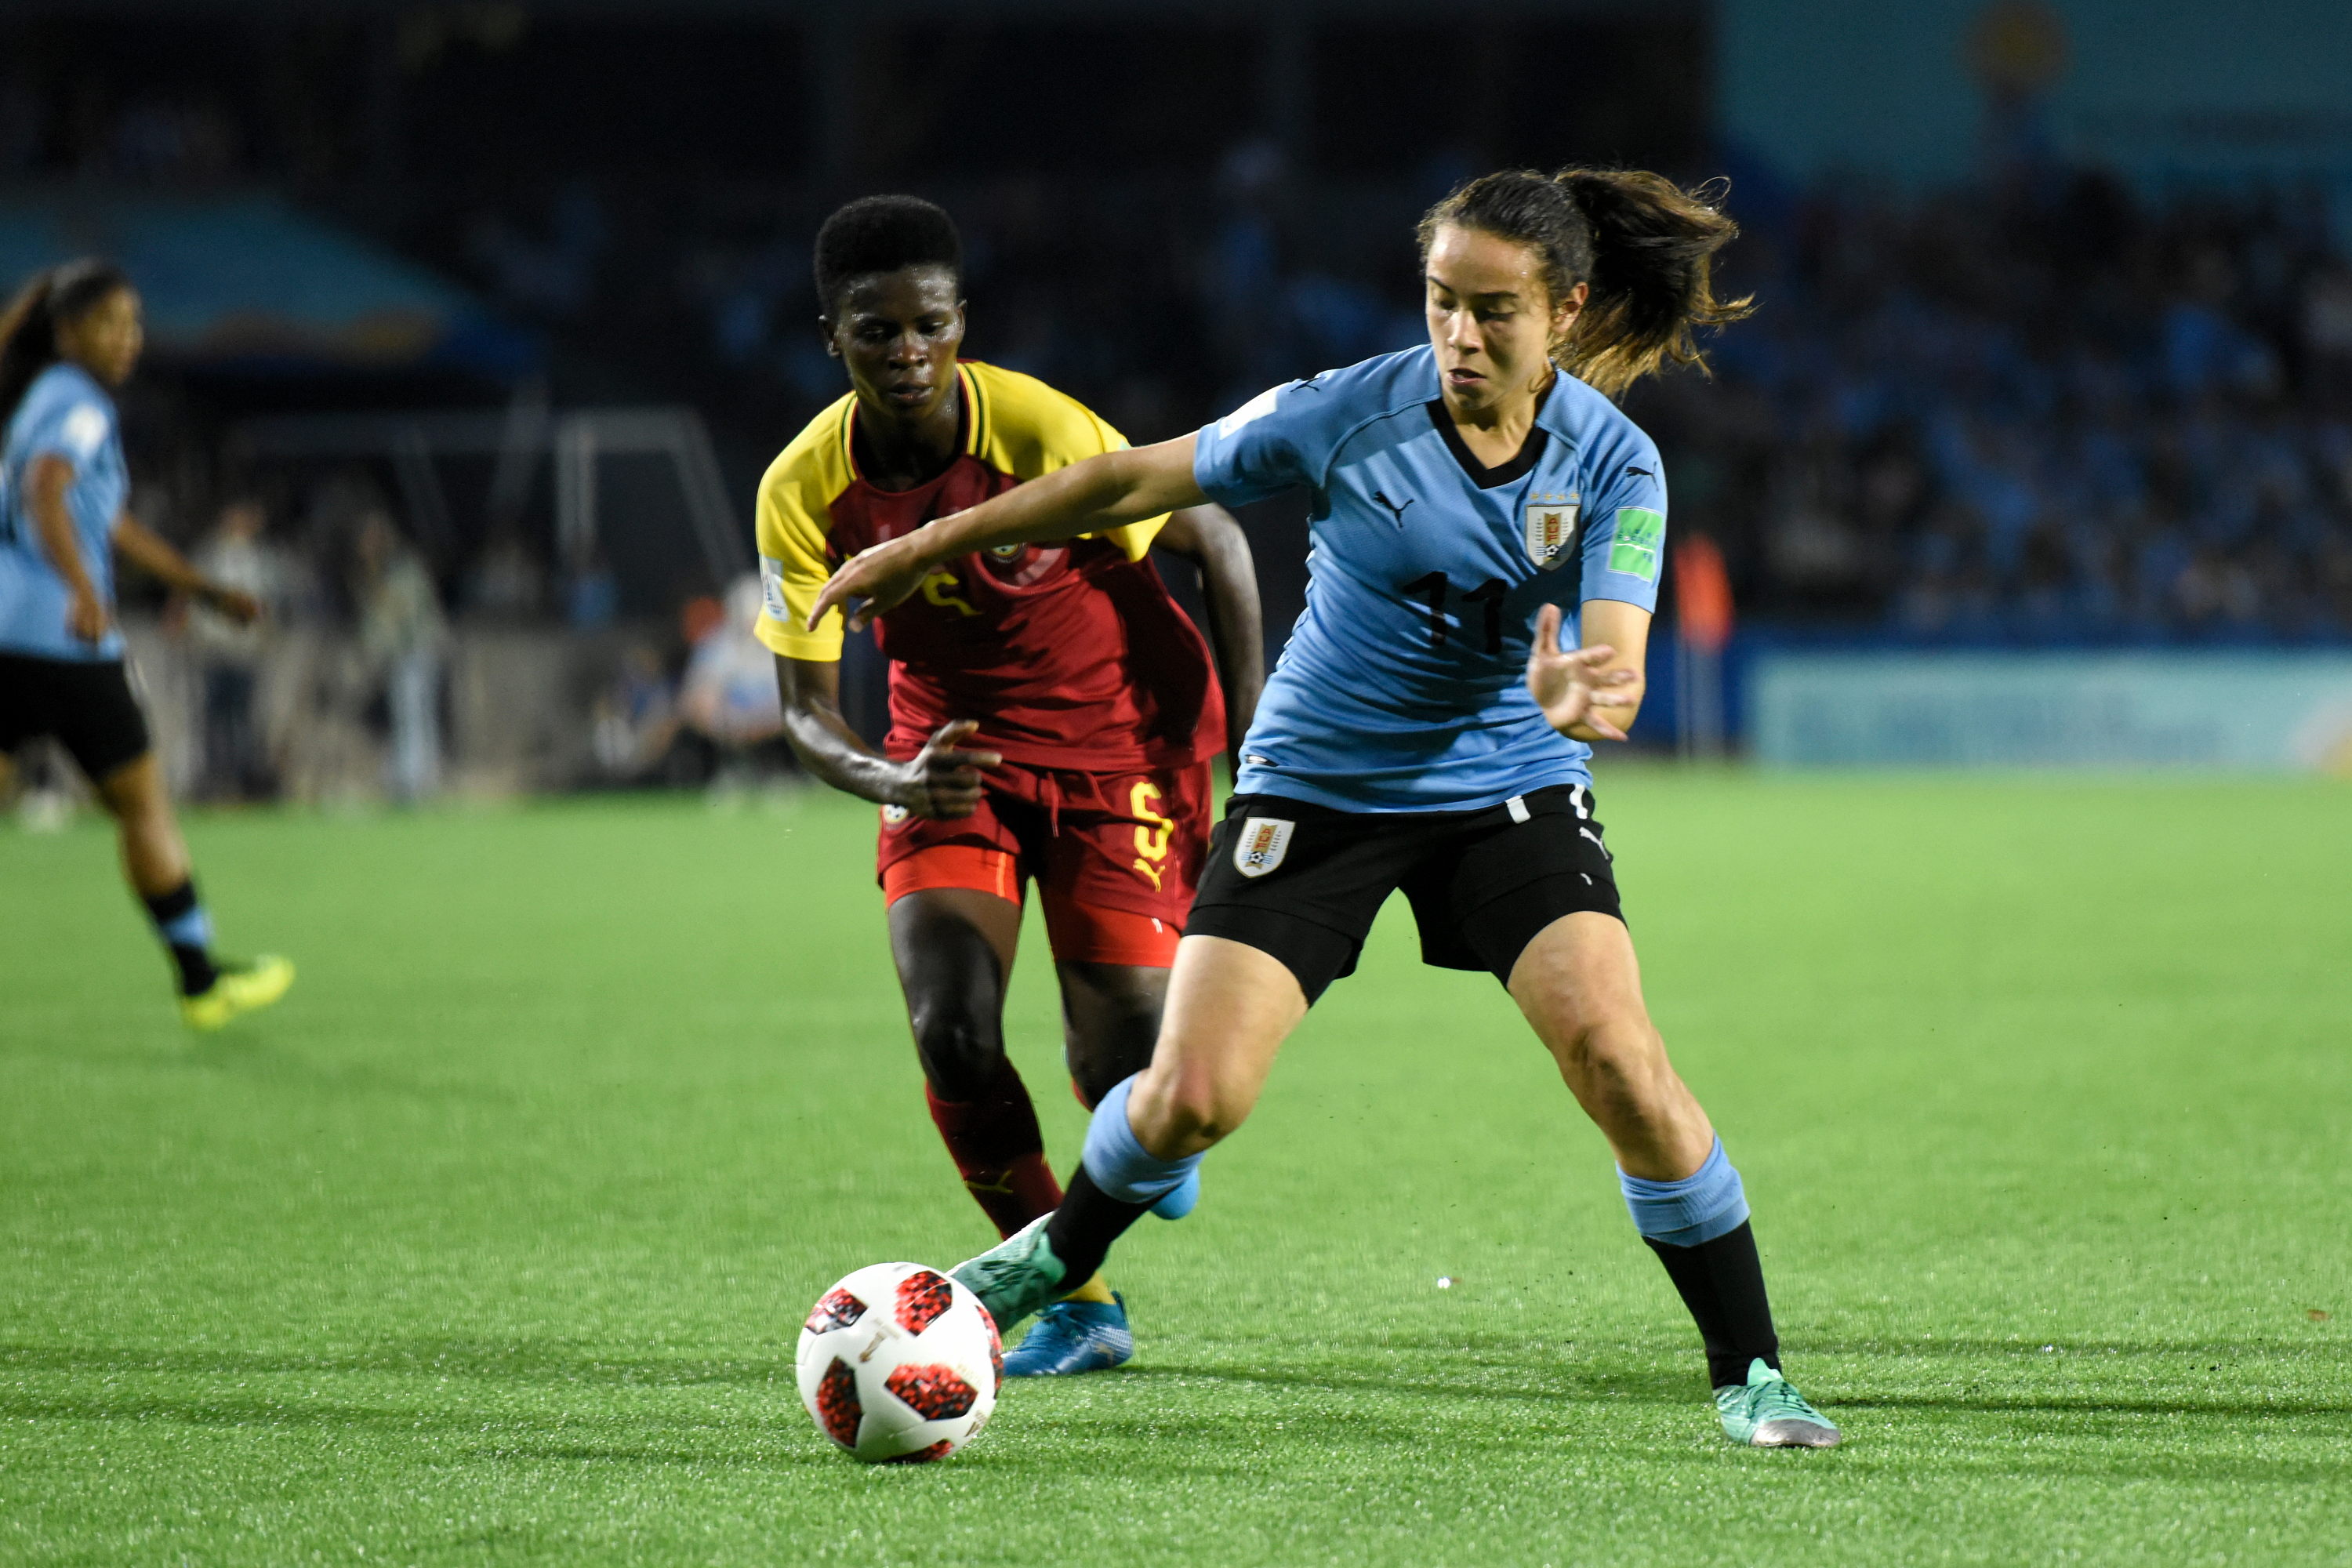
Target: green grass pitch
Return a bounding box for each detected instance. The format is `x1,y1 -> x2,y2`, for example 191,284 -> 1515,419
2,773 -> 2348,1566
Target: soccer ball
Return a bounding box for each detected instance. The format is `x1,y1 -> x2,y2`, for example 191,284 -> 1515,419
796,1261 -> 1001,1463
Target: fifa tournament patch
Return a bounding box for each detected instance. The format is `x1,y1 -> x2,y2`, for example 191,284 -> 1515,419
1232,817 -> 1294,879
1523,494 -> 1580,571
59,403 -> 108,460
1606,507 -> 1665,583
759,556 -> 793,623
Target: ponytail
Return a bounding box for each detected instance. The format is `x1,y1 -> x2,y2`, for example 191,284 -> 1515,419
0,259 -> 132,427
1418,169 -> 1751,400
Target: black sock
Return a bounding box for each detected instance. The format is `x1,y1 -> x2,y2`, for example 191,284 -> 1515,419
1042,1165 -> 1153,1288
1644,1220 -> 1780,1390
141,880 -> 219,996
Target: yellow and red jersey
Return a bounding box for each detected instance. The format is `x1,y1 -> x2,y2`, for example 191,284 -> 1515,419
753,360 -> 1223,771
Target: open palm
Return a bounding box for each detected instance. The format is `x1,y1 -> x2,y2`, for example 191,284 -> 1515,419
1525,603 -> 1639,739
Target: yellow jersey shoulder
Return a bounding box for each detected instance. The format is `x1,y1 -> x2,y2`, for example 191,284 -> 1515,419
964,361 -> 1163,559
752,393 -> 858,661
757,393 -> 858,546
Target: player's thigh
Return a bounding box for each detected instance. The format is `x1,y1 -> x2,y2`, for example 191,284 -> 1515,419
878,794 -> 1027,982
92,750 -> 171,824
1052,954 -> 1169,1107
1127,935 -> 1308,1150
1508,911 -> 1650,1037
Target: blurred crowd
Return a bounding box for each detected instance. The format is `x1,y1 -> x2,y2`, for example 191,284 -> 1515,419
438,152 -> 2352,644
1646,170 -> 2352,640
52,473 -> 787,808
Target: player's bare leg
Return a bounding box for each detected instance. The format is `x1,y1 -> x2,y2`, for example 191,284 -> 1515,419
1510,912 -> 1837,1446
996,959 -> 1173,1375
953,935 -> 1305,1329
95,753 -> 194,900
1124,936 -> 1305,1157
887,888 -> 1058,1233
95,753 -> 292,1029
1054,960 -> 1163,1109
1506,912 -> 1712,1180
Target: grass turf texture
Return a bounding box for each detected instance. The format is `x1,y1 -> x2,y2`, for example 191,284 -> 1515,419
2,775 -> 2347,1566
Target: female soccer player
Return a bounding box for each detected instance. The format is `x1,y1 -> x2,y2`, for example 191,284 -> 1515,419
759,198 -> 1263,1376
811,170 -> 1840,1446
0,260 -> 293,1029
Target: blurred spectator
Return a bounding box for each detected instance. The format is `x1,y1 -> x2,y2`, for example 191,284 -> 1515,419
463,525 -> 547,622
183,498 -> 286,800
677,575 -> 789,785
563,543 -> 619,631
355,513 -> 449,803
590,641 -> 682,786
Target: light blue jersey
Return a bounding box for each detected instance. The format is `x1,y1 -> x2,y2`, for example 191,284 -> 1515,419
1194,345 -> 1666,812
0,362 -> 127,661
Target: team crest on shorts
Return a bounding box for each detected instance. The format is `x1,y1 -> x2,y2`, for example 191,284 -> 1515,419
1232,817 -> 1295,878
1523,494 -> 1581,571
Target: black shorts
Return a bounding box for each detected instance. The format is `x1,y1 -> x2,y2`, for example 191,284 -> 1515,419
1187,783 -> 1624,1004
0,652 -> 153,782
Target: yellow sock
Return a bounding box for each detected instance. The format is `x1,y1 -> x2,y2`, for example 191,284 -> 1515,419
1059,1272 -> 1116,1305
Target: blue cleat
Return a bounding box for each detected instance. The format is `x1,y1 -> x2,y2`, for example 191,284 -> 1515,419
1149,1167 -> 1200,1220
1001,1292 -> 1134,1377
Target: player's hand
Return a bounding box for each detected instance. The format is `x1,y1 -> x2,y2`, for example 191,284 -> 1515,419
205,585 -> 263,626
891,720 -> 1001,819
1526,604 -> 1639,741
810,532 -> 934,634
66,585 -> 111,644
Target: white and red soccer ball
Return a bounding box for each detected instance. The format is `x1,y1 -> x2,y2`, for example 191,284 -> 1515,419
796,1261 -> 1001,1463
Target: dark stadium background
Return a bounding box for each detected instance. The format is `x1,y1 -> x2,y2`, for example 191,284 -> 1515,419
5,0 -> 2350,793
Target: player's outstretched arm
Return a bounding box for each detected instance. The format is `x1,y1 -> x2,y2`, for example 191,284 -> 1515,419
1153,505 -> 1265,756
1526,602 -> 1644,742
772,655 -> 999,819
113,513 -> 261,625
809,436 -> 1210,633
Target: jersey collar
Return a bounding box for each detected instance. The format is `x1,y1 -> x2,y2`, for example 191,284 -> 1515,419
840,365 -> 980,492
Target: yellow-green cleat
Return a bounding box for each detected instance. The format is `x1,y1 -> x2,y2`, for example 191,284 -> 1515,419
180,955 -> 295,1032
1715,1359 -> 1841,1448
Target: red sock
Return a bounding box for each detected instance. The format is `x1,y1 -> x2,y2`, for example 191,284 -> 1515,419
924,1058 -> 1065,1239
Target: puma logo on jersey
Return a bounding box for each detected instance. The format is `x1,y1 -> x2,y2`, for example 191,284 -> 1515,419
1371,491 -> 1414,528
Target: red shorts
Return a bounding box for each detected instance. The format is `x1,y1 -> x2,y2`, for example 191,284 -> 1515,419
877,758 -> 1214,968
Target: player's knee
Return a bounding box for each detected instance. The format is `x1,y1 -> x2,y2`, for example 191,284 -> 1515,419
907,1007 -> 1006,1101
1130,1063 -> 1251,1152
1065,1009 -> 1159,1109
1554,1014 -> 1665,1098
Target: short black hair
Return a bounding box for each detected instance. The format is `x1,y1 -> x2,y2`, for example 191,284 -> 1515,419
813,195 -> 962,314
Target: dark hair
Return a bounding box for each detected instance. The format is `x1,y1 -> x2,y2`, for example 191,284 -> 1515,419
1417,169 -> 1751,399
813,195 -> 962,315
0,259 -> 134,425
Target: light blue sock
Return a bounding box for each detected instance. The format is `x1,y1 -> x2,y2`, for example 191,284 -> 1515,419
1080,1075 -> 1203,1206
160,906 -> 212,949
1618,1136 -> 1750,1247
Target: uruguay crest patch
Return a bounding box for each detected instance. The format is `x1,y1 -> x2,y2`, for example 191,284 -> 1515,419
1232,817 -> 1295,878
1523,495 -> 1580,571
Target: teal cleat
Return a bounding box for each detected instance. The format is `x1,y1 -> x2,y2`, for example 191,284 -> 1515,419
950,1214 -> 1070,1335
1148,1167 -> 1200,1220
1001,1292 -> 1134,1377
1715,1359 -> 1842,1448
